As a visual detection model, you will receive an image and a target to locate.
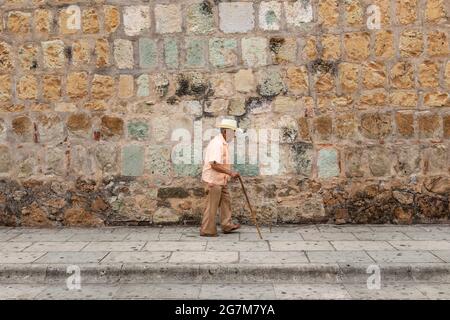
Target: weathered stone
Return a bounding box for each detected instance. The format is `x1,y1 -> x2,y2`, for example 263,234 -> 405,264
399,29 -> 424,57
123,6 -> 150,36
185,38 -> 206,67
285,0 -> 313,26
186,2 -> 215,34
418,112 -> 440,138
368,146 -> 391,177
122,145 -> 145,177
257,69 -> 286,97
114,39 -> 134,69
391,61 -> 415,89
314,116 -> 332,141
63,207 -> 104,227
101,116 -> 124,139
18,44 -> 38,70
287,66 -> 309,94
104,5 -> 120,33
318,148 -> 339,178
259,1 -> 282,30
444,114 -> 450,138
228,97 -> 246,116
34,9 -> 52,34
153,207 -> 179,224
7,11 -> 31,33
139,38 -> 158,69
67,72 -> 88,99
335,113 -> 357,139
424,177 -> 450,195
270,37 -> 297,64
67,113 -> 91,137
209,38 -> 238,68
164,38 -> 179,69
339,63 -> 359,93
374,30 -> 395,59
344,32 -> 370,61
419,61 -> 439,88
91,74 -> 115,99
397,0 -> 417,24
0,74 -> 11,103
344,147 -> 364,178
155,4 -> 182,34
42,40 -> 65,69
44,146 -> 65,176
362,62 -> 386,89
425,0 -> 446,22
274,96 -> 298,113
424,92 -> 448,107
95,143 -> 119,174
234,69 -> 255,93
36,114 -> 64,143
0,145 -> 11,173
21,204 -> 54,227
318,0 -> 339,26
82,8 -> 99,34
427,31 -> 449,56
242,37 -> 268,67
395,112 -> 414,138
95,38 -> 110,68
12,116 -> 33,142
17,75 -> 38,100
72,40 -> 90,66
390,91 -> 418,108
43,75 -> 61,101
0,42 -> 13,71
321,34 -> 340,60
219,2 -> 255,33
360,113 -> 392,139
128,121 -> 149,141
344,0 -> 364,26
118,75 -> 134,99
424,145 -> 447,174
290,142 -> 313,176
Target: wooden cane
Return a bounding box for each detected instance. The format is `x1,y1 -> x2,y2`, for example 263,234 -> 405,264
238,176 -> 263,239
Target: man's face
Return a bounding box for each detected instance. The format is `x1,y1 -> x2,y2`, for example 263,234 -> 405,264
224,128 -> 235,142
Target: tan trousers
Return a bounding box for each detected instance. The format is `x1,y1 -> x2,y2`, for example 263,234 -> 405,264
200,183 -> 233,235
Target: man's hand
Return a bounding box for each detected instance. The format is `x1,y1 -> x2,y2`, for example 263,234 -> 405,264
230,171 -> 240,179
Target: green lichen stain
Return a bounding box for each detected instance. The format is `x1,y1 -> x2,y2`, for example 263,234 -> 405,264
139,38 -> 157,68
122,145 -> 144,177
265,10 -> 277,25
174,164 -> 202,177
186,39 -> 206,67
128,121 -> 149,140
164,38 -> 178,69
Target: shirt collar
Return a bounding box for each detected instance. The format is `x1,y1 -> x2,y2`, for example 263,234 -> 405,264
219,133 -> 228,145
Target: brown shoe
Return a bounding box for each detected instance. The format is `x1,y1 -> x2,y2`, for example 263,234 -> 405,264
200,232 -> 218,237
223,223 -> 241,234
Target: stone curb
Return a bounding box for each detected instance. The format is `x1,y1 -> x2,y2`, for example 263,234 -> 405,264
1,263 -> 450,284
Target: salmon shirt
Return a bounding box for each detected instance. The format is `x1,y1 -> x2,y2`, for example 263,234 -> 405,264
202,134 -> 231,185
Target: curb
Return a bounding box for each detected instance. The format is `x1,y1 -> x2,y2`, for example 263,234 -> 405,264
1,263 -> 450,284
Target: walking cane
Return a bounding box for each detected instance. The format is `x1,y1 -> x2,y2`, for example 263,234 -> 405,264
238,176 -> 263,240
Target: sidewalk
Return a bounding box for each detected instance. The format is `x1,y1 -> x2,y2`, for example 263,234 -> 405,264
1,224 -> 450,299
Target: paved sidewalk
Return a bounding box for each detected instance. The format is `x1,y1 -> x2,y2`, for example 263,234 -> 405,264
1,224 -> 450,299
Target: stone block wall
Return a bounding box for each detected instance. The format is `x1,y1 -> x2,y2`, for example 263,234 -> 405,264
0,0 -> 449,227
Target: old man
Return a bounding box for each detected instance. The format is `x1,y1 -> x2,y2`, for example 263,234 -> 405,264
200,119 -> 241,237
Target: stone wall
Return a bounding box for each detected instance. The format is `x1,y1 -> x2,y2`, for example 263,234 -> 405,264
0,0 -> 449,227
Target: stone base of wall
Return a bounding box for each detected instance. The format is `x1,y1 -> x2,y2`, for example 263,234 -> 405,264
1,176 -> 448,227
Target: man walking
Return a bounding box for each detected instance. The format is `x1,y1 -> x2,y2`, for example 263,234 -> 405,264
200,119 -> 241,237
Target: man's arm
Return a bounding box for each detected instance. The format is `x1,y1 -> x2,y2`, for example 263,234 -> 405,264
210,161 -> 240,178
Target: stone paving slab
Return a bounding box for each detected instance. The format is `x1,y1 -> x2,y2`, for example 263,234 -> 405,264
0,242 -> 33,252
352,232 -> 411,241
274,283 -> 351,299
343,283 -> 428,300
431,251 -> 450,263
366,251 -> 444,263
24,242 -> 89,252
331,241 -> 395,251
101,252 -> 171,264
270,241 -> 334,251
306,251 -> 374,264
169,252 -> 239,264
239,251 -> 308,264
34,252 -> 109,264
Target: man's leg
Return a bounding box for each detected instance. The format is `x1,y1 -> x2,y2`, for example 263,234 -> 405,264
200,184 -> 222,235
219,185 -> 234,231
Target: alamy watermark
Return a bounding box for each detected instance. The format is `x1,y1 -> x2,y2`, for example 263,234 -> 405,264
171,120 -> 281,175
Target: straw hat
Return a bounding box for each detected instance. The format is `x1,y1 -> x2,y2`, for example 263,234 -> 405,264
217,118 -> 238,131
